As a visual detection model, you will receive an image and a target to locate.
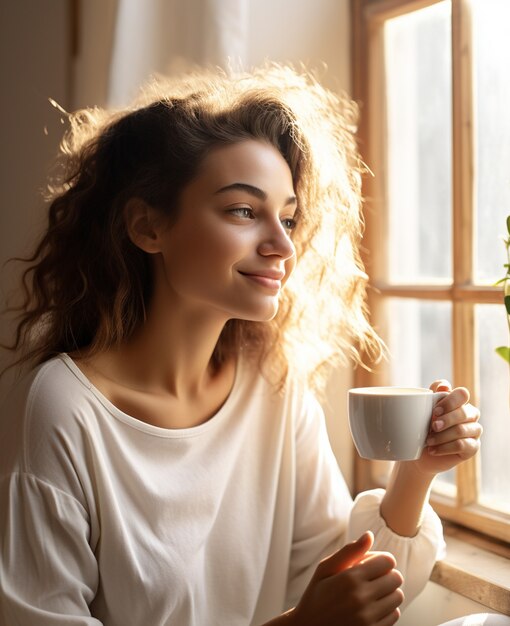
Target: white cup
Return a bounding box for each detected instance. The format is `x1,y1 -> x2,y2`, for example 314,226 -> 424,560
348,386 -> 448,461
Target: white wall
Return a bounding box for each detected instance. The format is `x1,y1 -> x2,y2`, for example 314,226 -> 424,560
247,0 -> 351,93
0,0 -> 71,392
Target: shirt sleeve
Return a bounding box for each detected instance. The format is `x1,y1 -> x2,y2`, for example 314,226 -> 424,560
0,472 -> 102,625
345,488 -> 446,608
285,391 -> 353,608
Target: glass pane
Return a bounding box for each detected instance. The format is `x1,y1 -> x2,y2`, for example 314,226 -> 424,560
384,2 -> 452,283
473,0 -> 510,283
386,298 -> 455,489
387,299 -> 452,388
477,304 -> 510,512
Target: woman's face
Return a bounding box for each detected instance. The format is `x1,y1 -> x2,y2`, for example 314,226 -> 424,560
155,139 -> 297,322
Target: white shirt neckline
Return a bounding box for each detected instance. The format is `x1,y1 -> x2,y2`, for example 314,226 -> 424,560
58,353 -> 244,439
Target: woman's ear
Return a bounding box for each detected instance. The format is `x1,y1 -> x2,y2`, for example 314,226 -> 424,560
124,198 -> 165,254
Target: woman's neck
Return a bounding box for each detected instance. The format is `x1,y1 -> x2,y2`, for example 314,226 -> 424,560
103,300 -> 229,399
72,300 -> 237,429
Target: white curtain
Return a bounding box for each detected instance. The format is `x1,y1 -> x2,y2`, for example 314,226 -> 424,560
108,0 -> 249,106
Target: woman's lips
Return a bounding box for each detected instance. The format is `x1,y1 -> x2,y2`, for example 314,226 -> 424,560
238,270 -> 285,290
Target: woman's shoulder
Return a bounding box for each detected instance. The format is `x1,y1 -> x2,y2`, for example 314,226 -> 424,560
4,354 -> 92,417
0,355 -> 96,468
0,354 -> 100,510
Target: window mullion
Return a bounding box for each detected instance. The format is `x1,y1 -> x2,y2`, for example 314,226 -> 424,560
451,0 -> 475,284
453,302 -> 480,505
451,0 -> 479,507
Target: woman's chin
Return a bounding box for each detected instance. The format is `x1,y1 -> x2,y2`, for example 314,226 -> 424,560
233,303 -> 280,323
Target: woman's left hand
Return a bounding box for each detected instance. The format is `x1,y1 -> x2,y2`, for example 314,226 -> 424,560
412,380 -> 482,476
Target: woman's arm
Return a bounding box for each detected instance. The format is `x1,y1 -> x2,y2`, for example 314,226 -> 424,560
380,461 -> 434,537
381,380 -> 482,537
0,473 -> 102,625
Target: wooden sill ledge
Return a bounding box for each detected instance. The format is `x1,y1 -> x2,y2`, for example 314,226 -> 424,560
431,524 -> 510,616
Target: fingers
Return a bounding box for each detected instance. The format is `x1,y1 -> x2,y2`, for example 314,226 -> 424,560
431,403 -> 480,434
340,564 -> 404,625
370,588 -> 405,623
374,608 -> 401,626
302,543 -> 404,626
428,419 -> 482,445
374,569 -> 404,606
432,386 -> 471,419
422,383 -> 482,462
430,386 -> 479,434
427,426 -> 482,458
314,532 -> 374,580
429,379 -> 452,392
427,396 -> 482,458
352,555 -> 403,608
356,551 -> 397,581
369,566 -> 403,600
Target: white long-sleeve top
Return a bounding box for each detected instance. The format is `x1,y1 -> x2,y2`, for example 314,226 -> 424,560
0,354 -> 445,625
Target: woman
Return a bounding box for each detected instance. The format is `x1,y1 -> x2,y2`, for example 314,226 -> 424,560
0,65 -> 481,625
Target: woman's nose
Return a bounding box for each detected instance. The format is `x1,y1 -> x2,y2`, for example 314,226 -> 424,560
257,221 -> 296,261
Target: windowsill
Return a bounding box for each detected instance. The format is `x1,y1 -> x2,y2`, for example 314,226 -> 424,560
431,522 -> 510,616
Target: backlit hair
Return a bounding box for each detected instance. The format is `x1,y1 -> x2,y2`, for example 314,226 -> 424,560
5,63 -> 383,394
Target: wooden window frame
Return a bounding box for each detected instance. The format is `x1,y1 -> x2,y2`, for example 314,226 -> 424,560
350,0 -> 509,543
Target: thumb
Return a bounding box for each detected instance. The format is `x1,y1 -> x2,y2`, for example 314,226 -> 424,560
315,531 -> 374,581
429,379 -> 452,392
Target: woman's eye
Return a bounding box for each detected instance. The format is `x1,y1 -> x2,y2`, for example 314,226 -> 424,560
229,207 -> 254,219
281,217 -> 297,231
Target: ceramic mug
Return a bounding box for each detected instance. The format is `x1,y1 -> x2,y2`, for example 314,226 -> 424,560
348,386 -> 448,461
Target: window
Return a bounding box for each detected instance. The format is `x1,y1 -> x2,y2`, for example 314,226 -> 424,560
352,0 -> 510,542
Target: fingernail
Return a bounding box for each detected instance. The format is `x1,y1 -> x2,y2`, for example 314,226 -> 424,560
433,420 -> 445,432
429,448 -> 437,455
434,406 -> 444,417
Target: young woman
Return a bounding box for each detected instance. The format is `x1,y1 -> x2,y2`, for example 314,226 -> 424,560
0,65 -> 482,626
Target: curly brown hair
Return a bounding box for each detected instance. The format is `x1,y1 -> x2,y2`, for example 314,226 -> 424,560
4,63 -> 383,394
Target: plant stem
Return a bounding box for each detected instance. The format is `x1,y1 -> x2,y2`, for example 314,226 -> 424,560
506,241 -> 510,384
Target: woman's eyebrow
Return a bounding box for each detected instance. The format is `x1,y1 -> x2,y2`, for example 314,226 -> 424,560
214,182 -> 297,206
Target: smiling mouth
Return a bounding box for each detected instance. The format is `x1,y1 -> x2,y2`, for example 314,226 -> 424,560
238,272 -> 283,291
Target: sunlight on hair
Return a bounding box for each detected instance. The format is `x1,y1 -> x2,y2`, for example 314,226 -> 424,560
48,97 -> 69,116
8,63 -> 384,395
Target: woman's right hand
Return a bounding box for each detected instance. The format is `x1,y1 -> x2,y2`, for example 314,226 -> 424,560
290,531 -> 404,626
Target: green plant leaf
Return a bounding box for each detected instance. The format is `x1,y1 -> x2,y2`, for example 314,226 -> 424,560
506,295 -> 510,315
507,215 -> 510,235
495,277 -> 509,286
496,346 -> 510,363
